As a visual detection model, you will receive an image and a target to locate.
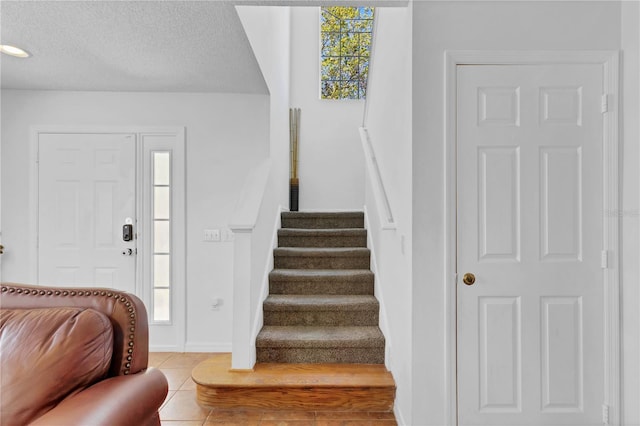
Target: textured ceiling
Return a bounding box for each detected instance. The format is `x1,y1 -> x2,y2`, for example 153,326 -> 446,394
0,1 -> 269,93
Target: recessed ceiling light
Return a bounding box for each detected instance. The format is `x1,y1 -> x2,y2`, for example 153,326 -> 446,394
0,44 -> 31,58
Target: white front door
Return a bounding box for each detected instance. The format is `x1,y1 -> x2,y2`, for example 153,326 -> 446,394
38,133 -> 137,293
457,64 -> 605,425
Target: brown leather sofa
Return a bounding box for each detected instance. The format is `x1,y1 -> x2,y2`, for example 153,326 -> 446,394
0,282 -> 168,426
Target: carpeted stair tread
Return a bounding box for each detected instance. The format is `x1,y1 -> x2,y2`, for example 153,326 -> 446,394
263,295 -> 379,326
274,248 -> 370,270
256,326 -> 385,348
270,269 -> 374,280
269,269 -> 374,295
274,247 -> 370,257
281,212 -> 364,229
263,295 -> 379,311
278,228 -> 367,248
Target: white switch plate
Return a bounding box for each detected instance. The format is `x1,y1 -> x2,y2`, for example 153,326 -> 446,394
203,229 -> 221,242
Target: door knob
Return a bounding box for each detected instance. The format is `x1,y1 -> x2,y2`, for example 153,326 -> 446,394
0,244 -> 4,255
462,272 -> 476,286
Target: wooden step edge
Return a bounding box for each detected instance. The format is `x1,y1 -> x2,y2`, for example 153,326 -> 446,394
192,356 -> 395,388
196,384 -> 395,411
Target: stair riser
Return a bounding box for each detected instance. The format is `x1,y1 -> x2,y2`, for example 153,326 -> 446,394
264,310 -> 379,327
257,347 -> 385,364
269,281 -> 374,295
274,255 -> 370,270
197,384 -> 395,411
278,234 -> 367,248
281,217 -> 364,229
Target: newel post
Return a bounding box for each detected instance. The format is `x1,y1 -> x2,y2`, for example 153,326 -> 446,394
230,226 -> 255,370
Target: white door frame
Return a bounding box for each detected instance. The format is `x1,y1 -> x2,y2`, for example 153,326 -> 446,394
443,51 -> 621,426
29,126 -> 186,350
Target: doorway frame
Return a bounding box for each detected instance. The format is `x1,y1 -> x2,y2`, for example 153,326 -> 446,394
443,51 -> 621,426
29,126 -> 187,351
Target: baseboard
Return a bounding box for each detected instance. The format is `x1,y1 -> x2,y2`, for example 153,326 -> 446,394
394,405 -> 407,426
363,206 -> 394,371
250,204 -> 284,345
150,343 -> 232,353
149,344 -> 180,352
184,342 -> 232,353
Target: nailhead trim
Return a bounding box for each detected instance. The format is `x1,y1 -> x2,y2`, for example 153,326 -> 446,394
1,284 -> 138,375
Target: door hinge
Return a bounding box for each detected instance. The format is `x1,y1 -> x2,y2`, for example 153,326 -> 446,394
601,250 -> 609,269
601,94 -> 609,113
602,404 -> 610,424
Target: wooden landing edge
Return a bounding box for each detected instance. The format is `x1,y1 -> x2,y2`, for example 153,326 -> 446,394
192,354 -> 396,411
196,384 -> 395,411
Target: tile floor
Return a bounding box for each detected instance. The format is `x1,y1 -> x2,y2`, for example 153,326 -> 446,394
151,352 -> 398,426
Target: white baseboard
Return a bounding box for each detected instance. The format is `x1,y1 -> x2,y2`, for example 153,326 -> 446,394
394,405 -> 407,426
184,342 -> 232,353
149,344 -> 180,352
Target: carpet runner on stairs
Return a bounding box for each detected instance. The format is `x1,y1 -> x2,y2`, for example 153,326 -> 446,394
256,211 -> 386,364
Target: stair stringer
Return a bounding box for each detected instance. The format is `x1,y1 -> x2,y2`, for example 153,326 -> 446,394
363,205 -> 394,371
249,204 -> 286,367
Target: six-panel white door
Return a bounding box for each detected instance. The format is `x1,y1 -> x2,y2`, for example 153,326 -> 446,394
38,133 -> 137,293
457,64 -> 605,425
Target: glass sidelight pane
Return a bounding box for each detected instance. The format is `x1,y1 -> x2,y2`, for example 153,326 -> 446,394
154,187 -> 170,219
154,221 -> 170,253
154,152 -> 170,185
154,254 -> 170,287
153,288 -> 170,322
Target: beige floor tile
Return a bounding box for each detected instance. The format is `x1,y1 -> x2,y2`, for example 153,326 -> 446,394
180,376 -> 197,391
259,421 -> 316,426
161,421 -> 204,426
370,421 -> 396,426
161,352 -> 212,369
150,352 -> 177,368
204,409 -> 261,425
206,409 -> 262,422
160,390 -> 210,421
161,367 -> 193,390
162,391 -> 177,409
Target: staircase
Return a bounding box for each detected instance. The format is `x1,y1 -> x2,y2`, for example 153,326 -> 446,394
193,211 -> 395,413
256,211 -> 386,364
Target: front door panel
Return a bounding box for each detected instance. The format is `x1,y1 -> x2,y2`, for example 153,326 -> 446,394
38,133 -> 136,293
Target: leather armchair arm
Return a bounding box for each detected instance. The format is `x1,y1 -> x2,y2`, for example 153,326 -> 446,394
30,368 -> 168,426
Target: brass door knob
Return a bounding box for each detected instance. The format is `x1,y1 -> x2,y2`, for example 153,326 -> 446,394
462,272 -> 476,286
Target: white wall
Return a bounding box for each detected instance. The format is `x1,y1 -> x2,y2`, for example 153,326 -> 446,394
410,1 -> 636,425
362,6 -> 413,425
290,7 -> 365,211
0,89 -> 270,351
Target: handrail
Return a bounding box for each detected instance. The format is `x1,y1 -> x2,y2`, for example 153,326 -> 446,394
359,127 -> 395,229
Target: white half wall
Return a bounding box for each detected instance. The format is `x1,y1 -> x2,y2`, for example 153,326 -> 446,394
236,5 -> 292,368
290,7 -> 365,211
0,89 -> 270,351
